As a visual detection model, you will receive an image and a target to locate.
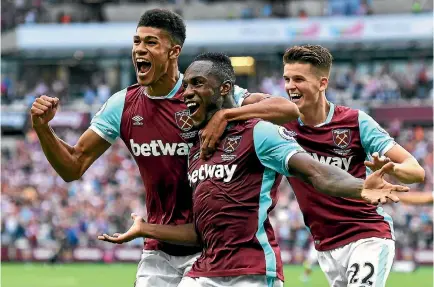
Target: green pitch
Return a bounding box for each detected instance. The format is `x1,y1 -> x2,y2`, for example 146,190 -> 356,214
2,263 -> 432,287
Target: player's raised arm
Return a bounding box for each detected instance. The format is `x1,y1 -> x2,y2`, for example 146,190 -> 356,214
359,111 -> 425,184
98,213 -> 199,245
252,121 -> 409,204
200,87 -> 299,159
31,90 -> 125,182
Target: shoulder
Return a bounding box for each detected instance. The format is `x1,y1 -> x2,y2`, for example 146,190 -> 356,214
334,104 -> 359,119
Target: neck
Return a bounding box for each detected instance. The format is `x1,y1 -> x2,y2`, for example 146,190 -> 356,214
145,62 -> 179,97
299,94 -> 330,126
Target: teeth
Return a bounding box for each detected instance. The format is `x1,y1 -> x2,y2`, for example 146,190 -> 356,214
136,59 -> 150,63
290,93 -> 302,98
187,103 -> 197,108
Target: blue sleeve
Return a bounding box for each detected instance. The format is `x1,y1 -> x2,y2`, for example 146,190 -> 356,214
89,88 -> 127,144
253,121 -> 305,177
233,85 -> 249,106
358,110 -> 396,156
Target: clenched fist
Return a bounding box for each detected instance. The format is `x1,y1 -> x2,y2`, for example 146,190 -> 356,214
30,95 -> 59,128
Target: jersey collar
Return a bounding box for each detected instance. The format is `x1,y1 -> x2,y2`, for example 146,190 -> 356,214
297,102 -> 335,127
143,72 -> 183,99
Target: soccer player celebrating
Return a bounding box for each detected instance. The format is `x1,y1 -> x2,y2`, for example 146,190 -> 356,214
281,45 -> 425,287
98,52 -> 408,287
29,9 -> 300,287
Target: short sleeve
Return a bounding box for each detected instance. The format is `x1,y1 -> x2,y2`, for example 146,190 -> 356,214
253,121 -> 305,176
89,88 -> 127,144
358,110 -> 396,156
233,85 -> 250,106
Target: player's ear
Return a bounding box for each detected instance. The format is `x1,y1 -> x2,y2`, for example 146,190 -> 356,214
220,81 -> 232,97
319,77 -> 329,92
169,45 -> 182,60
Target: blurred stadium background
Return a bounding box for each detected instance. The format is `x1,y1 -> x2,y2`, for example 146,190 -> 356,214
1,0 -> 433,286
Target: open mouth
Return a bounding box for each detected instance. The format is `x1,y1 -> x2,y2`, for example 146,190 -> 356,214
289,93 -> 303,102
136,58 -> 152,75
186,102 -> 200,117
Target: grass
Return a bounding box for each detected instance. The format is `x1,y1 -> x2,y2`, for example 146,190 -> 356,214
1,263 -> 432,287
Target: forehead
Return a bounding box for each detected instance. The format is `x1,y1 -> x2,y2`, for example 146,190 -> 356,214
135,26 -> 170,41
283,62 -> 315,76
184,61 -> 214,81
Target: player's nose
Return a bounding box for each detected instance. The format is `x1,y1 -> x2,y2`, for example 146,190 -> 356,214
285,80 -> 296,91
183,85 -> 195,101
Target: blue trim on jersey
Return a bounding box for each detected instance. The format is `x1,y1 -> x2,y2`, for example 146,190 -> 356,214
253,121 -> 305,177
255,168 -> 277,278
358,110 -> 395,157
233,85 -> 248,106
376,244 -> 389,287
266,276 -> 275,287
376,206 -> 395,240
90,88 -> 127,144
166,73 -> 184,99
297,102 -> 335,127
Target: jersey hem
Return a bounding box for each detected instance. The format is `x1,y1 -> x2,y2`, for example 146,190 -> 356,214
89,126 -> 115,144
187,269 -> 284,282
315,232 -> 393,251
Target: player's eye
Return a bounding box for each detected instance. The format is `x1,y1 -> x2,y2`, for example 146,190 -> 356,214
147,41 -> 157,46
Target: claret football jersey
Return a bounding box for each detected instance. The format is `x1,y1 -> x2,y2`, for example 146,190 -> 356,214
90,74 -> 248,255
284,102 -> 397,251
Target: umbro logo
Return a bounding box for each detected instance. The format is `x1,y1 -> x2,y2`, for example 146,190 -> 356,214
132,115 -> 143,126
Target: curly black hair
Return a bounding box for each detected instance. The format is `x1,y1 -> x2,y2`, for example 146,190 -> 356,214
137,9 -> 186,46
193,52 -> 236,84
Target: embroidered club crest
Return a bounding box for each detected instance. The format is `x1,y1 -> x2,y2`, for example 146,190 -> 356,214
332,129 -> 351,149
175,110 -> 194,132
222,136 -> 242,154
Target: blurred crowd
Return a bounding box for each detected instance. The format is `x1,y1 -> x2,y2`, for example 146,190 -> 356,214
2,121 -> 433,255
2,0 -> 429,32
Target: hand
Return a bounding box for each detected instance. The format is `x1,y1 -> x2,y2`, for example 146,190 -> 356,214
30,95 -> 59,128
362,162 -> 409,205
364,152 -> 392,172
98,213 -> 146,244
200,110 -> 228,160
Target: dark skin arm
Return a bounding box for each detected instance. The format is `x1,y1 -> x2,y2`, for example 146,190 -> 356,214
98,213 -> 199,246
287,153 -> 409,203
31,95 -> 111,182
200,93 -> 299,159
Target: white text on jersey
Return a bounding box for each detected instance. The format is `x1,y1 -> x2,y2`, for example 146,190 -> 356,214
309,153 -> 353,171
188,164 -> 237,184
130,139 -> 193,157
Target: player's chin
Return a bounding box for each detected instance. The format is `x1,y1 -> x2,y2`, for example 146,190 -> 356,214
191,114 -> 206,129
136,73 -> 153,86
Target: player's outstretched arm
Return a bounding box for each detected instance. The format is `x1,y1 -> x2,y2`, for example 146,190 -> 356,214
253,121 -> 409,204
98,213 -> 199,245
200,93 -> 299,159
397,191 -> 433,205
287,155 -> 408,204
358,111 -> 425,184
364,148 -> 425,184
31,95 -> 111,182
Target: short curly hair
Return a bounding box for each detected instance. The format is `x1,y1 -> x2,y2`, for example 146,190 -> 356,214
283,45 -> 333,76
137,9 -> 186,46
193,52 -> 236,85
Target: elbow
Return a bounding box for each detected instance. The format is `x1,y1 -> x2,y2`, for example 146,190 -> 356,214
415,167 -> 425,183
61,174 -> 80,183
60,169 -> 83,183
